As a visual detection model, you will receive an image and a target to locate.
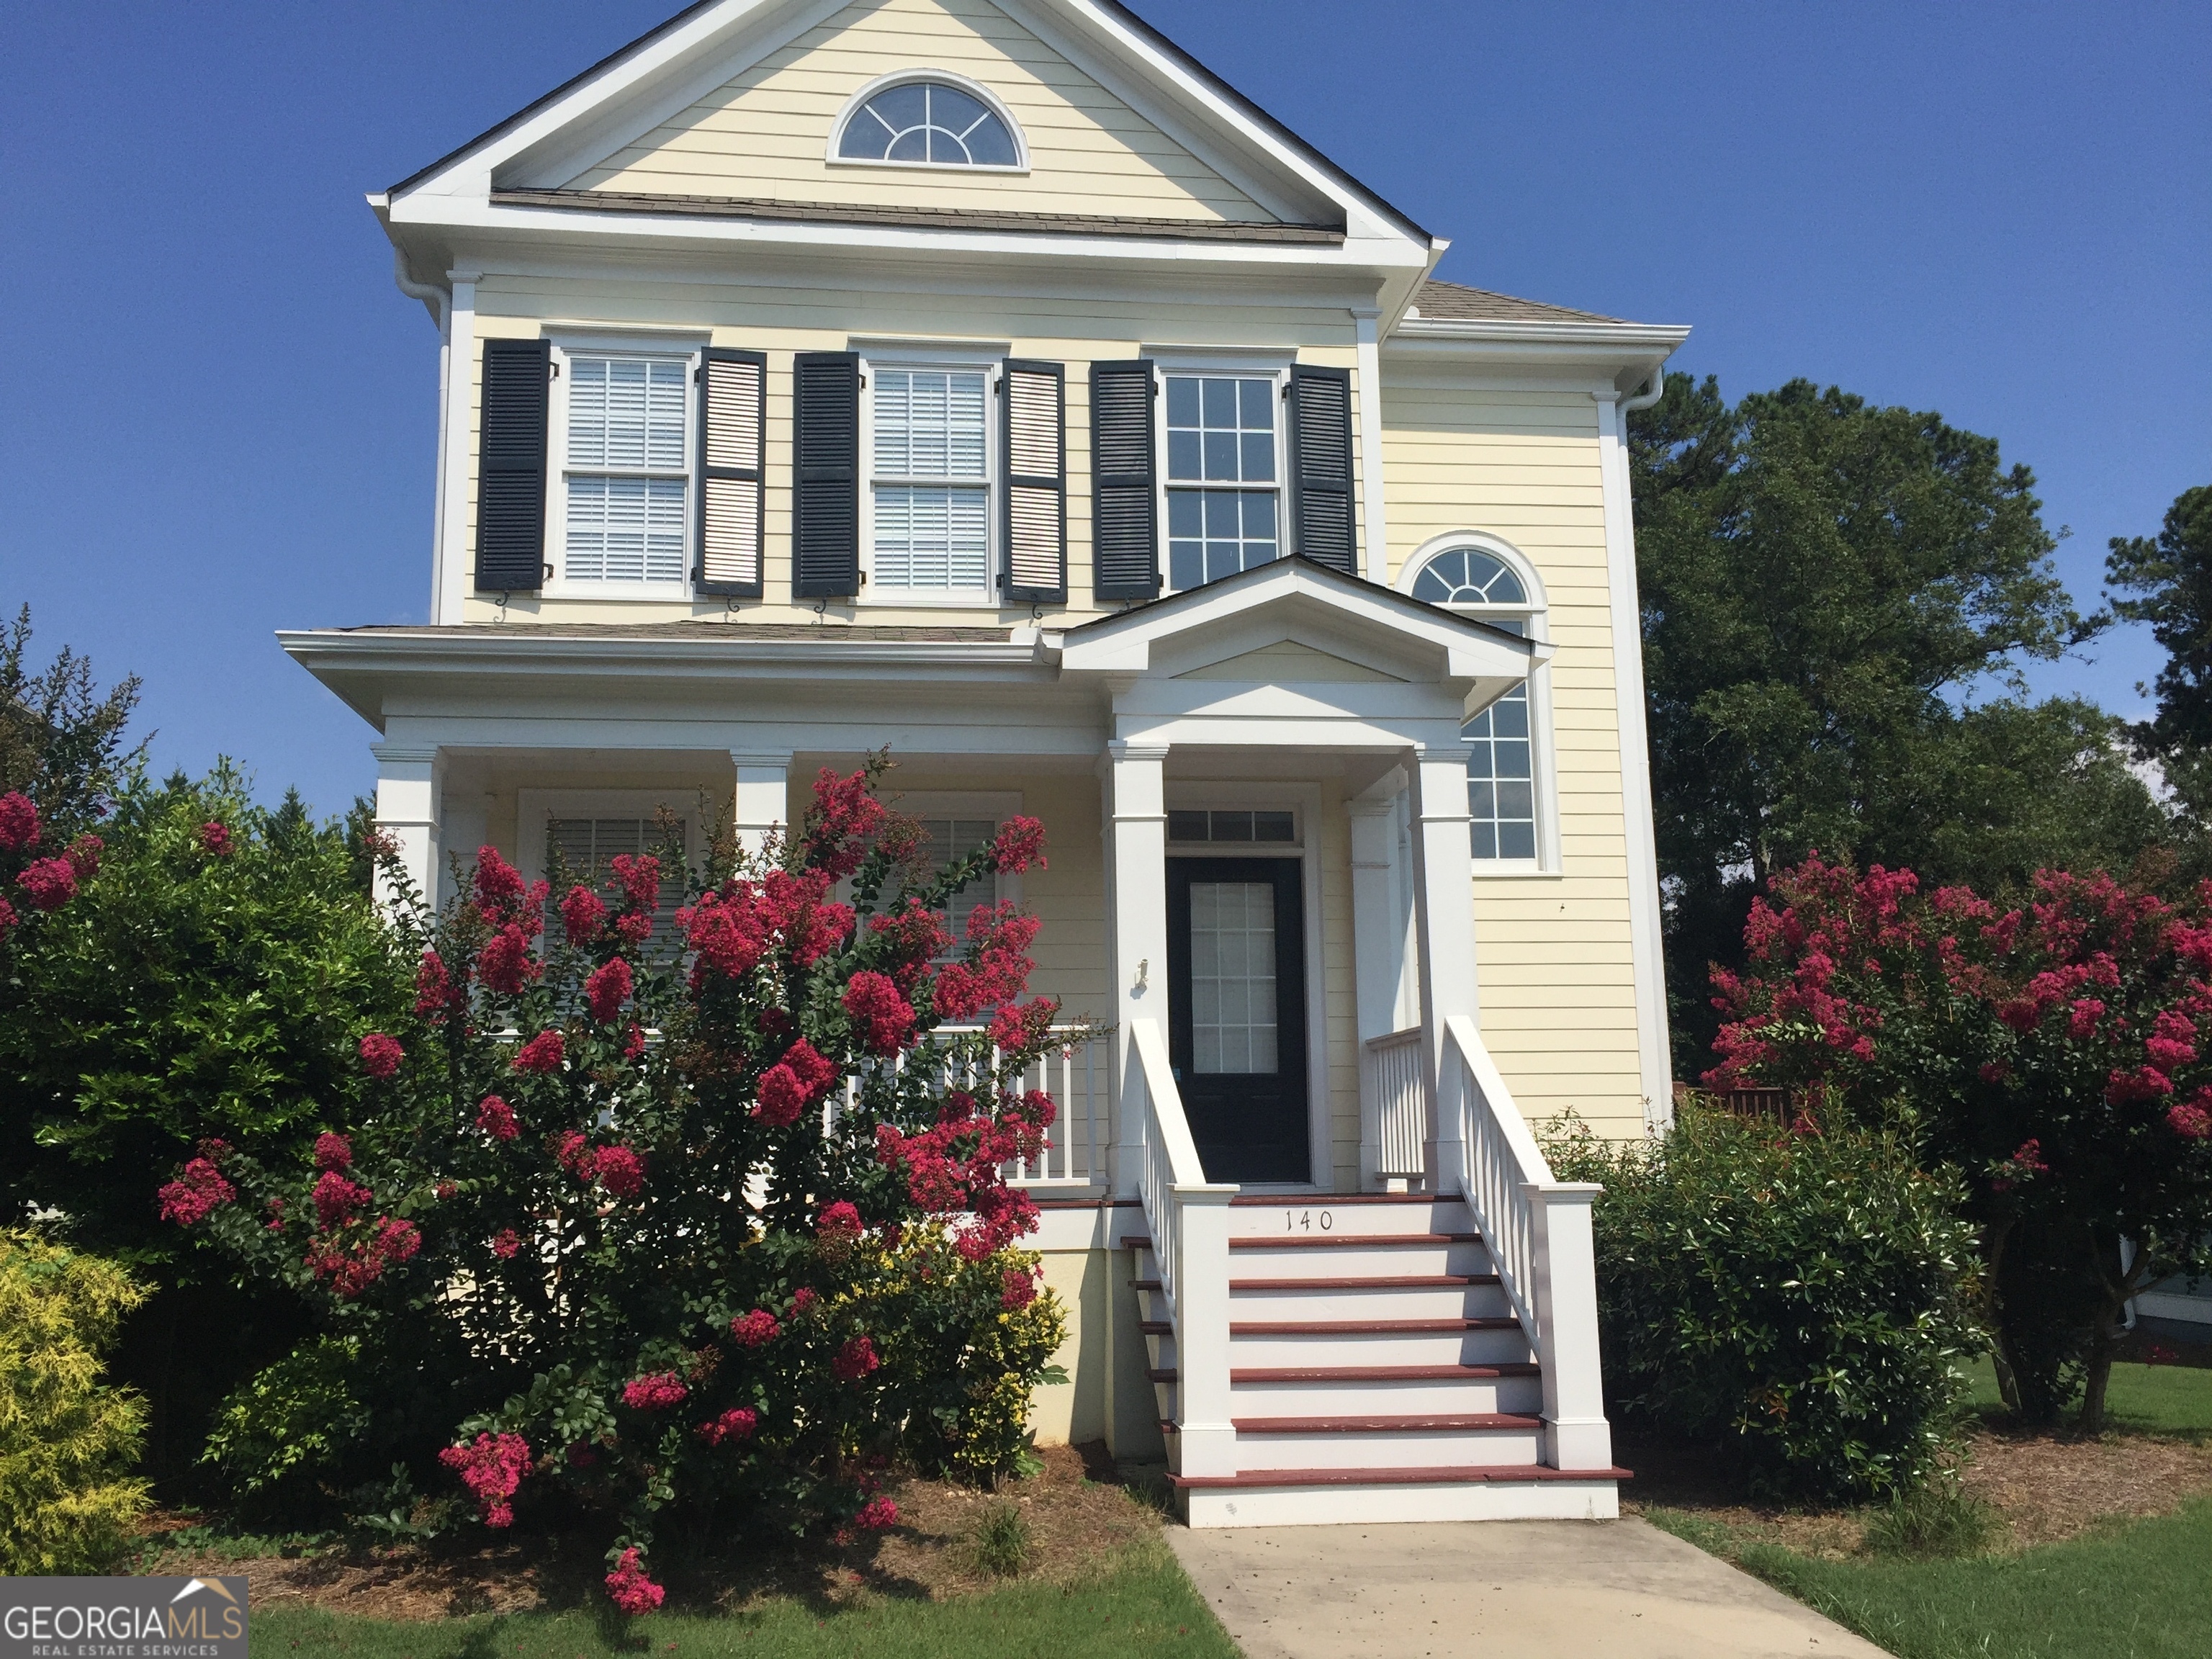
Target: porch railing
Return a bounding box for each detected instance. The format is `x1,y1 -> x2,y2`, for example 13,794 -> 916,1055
1365,1026 -> 1425,1182
1441,1013 -> 1613,1472
830,1025 -> 1110,1190
1128,1017 -> 1237,1478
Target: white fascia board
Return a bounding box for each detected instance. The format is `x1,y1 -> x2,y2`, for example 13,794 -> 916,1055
387,194 -> 1427,282
1388,319 -> 1691,367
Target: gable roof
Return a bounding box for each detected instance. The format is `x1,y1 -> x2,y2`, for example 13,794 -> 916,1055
383,0 -> 1431,247
1408,278 -> 1624,325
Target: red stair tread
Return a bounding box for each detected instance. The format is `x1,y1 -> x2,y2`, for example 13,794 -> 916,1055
1169,1464 -> 1633,1490
1232,1413 -> 1542,1433
1230,1274 -> 1499,1291
1148,1363 -> 1540,1383
1226,1193 -> 1459,1206
1231,1318 -> 1521,1335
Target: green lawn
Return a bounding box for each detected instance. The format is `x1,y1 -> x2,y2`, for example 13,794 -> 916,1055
1648,1358 -> 2212,1658
246,1537 -> 1236,1659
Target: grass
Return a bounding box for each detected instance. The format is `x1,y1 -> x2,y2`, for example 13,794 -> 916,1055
1647,1358 -> 2212,1658
966,1500 -> 1033,1578
243,1537 -> 1236,1659
1960,1355 -> 2212,1441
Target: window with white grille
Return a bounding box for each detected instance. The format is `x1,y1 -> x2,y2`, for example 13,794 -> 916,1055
559,354 -> 691,586
547,816 -> 688,952
867,367 -> 992,599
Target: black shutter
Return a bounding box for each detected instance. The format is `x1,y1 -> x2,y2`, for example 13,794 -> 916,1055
1091,359 -> 1159,600
1288,364 -> 1357,576
475,338 -> 551,593
792,351 -> 860,598
1002,359 -> 1067,604
695,348 -> 766,598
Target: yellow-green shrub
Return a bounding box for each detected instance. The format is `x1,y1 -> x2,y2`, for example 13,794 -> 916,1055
0,1231 -> 150,1571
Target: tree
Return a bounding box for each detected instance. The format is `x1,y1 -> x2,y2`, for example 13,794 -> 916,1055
2107,484 -> 2212,814
163,763 -> 1069,1601
0,606 -> 143,833
1705,855 -> 2212,1430
1631,377 -> 2166,1069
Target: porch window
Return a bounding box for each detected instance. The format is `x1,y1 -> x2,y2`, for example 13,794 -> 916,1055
868,367 -> 993,600
559,354 -> 691,586
909,817 -> 1000,938
547,816 -> 688,949
1165,374 -> 1280,590
1410,544 -> 1548,866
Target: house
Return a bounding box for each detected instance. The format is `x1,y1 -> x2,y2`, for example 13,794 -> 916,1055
282,0 -> 1687,1527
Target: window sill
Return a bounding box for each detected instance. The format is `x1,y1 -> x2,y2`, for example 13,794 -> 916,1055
543,582 -> 696,602
860,589 -> 1002,610
1470,861 -> 1562,880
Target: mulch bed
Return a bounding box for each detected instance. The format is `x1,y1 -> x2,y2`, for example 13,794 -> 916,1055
137,1443 -> 1165,1622
1622,1422 -> 2212,1558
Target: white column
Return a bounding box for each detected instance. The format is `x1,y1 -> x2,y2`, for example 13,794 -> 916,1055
1107,742 -> 1169,1199
371,742 -> 442,919
1169,1184 -> 1238,1478
730,750 -> 791,858
1529,1182 -> 1614,1470
1352,307 -> 1390,585
1410,742 -> 1478,1198
1349,778 -> 1405,1191
1595,390 -> 1674,1133
434,271 -> 481,626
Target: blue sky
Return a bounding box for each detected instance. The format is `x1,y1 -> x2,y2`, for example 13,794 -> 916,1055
3,1 -> 2206,817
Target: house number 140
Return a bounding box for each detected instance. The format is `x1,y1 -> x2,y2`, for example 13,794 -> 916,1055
1283,1210 -> 1334,1231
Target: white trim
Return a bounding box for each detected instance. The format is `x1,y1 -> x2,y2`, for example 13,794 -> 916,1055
858,353 -> 1001,608
543,338 -> 700,601
826,69 -> 1031,174
1163,780 -> 1329,1189
434,274 -> 478,625
1593,395 -> 1673,1133
1398,532 -> 1560,876
513,787 -> 709,886
1352,307 -> 1388,585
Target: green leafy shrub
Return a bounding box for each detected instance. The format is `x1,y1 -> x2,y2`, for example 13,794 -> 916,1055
200,1336 -> 370,1511
0,1231 -> 151,1573
1547,1105 -> 1981,1501
1863,1473 -> 1997,1557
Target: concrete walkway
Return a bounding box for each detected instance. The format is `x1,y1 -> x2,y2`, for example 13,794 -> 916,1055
1169,1516 -> 1890,1659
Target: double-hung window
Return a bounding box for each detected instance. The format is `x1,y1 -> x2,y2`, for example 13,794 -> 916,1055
1165,372 -> 1280,591
867,365 -> 993,601
559,351 -> 691,589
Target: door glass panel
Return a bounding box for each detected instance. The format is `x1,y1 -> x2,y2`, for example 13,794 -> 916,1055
1189,881 -> 1277,1075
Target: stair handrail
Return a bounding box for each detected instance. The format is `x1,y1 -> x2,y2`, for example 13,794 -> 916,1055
1441,1012 -> 1614,1471
1127,1018 -> 1238,1479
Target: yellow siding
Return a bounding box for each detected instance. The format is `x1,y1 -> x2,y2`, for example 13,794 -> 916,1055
567,0 -> 1274,222
1382,377 -> 1647,1141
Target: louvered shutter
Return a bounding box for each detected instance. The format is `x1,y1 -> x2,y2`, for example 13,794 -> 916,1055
1090,359 -> 1159,600
1288,364 -> 1357,575
1000,359 -> 1066,604
792,351 -> 860,598
693,348 -> 766,598
475,338 -> 551,592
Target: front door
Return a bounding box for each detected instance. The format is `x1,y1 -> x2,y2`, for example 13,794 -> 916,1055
1166,858 -> 1309,1183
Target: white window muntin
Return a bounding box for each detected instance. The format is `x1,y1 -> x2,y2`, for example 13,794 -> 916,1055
1402,534 -> 1560,875
860,356 -> 999,606
1155,361 -> 1289,593
827,71 -> 1029,174
546,341 -> 697,598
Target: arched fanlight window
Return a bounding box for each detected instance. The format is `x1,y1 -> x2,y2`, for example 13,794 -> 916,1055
1410,543 -> 1545,863
835,79 -> 1020,168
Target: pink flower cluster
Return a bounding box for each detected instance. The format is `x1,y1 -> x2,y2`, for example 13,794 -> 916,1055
873,1089 -> 1053,1256
830,1334 -> 880,1383
475,1094 -> 518,1141
0,793 -> 39,850
801,765 -> 888,878
841,970 -> 914,1055
621,1372 -> 688,1411
696,1406 -> 757,1445
16,857 -> 76,913
560,884 -> 607,945
989,814 -> 1047,873
157,1151 -> 235,1226
554,1132 -> 647,1199
932,902 -> 1041,1022
512,1030 -> 565,1074
603,1547 -> 665,1616
415,950 -> 467,1022
305,1215 -> 420,1298
359,1033 -> 403,1079
729,1308 -> 781,1348
853,1496 -> 899,1532
755,1038 -> 839,1128
438,1431 -> 531,1528
585,956 -> 634,1023
199,821 -> 233,858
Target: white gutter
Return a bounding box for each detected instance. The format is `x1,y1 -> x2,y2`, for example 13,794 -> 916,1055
1621,365 -> 1666,410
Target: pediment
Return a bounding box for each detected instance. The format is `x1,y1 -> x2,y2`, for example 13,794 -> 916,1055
382,0 -> 1429,249
1174,640 -> 1404,684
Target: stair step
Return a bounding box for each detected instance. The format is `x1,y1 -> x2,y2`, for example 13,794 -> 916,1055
1233,1274 -> 1498,1291
1231,1318 -> 1519,1336
1231,1413 -> 1541,1433
1150,1362 -> 1540,1385
1170,1463 -> 1632,1490
1226,1193 -> 1447,1206
1123,1233 -> 1484,1253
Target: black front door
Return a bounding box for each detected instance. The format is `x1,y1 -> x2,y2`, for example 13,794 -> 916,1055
1166,857 -> 1309,1183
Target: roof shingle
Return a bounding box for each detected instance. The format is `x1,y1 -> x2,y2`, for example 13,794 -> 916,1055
1406,279 -> 1625,325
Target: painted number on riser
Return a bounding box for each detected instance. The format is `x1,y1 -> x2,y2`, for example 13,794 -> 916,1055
1282,1210 -> 1334,1231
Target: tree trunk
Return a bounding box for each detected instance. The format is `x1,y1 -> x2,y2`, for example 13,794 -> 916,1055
2079,1231 -> 2154,1437
1982,1215 -> 2024,1416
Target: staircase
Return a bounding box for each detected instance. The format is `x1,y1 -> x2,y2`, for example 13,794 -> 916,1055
1127,1194 -> 1624,1525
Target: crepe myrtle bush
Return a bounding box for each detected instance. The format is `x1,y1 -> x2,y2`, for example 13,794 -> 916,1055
1707,854 -> 2212,1429
161,760 -> 1071,1609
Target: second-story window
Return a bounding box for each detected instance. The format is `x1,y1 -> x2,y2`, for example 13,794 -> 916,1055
868,366 -> 992,601
1165,373 -> 1280,591
561,352 -> 690,587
